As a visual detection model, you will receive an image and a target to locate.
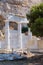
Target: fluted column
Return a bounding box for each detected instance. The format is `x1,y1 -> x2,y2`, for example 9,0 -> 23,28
18,23 -> 22,49
5,20 -> 10,49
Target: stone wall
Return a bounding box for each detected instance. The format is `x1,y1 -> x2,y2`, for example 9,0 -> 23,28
37,40 -> 43,52
27,39 -> 43,52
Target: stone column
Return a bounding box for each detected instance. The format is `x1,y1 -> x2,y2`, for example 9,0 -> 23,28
18,23 -> 22,49
0,31 -> 1,49
5,20 -> 10,49
0,41 -> 1,49
28,28 -> 32,39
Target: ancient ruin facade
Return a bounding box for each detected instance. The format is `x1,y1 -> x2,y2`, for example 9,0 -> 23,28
0,0 -> 43,51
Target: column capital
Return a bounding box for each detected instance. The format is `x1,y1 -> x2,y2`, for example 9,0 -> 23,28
4,20 -> 9,23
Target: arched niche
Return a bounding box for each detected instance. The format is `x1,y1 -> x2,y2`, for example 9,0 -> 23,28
9,21 -> 18,30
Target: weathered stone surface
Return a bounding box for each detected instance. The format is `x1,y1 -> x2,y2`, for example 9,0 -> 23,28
0,0 -> 43,17
0,0 -> 29,17
1,0 -> 29,6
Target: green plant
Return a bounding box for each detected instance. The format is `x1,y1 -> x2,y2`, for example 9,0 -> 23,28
26,3 -> 43,37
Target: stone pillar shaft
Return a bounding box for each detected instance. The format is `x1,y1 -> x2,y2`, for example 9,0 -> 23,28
5,21 -> 10,49
18,23 -> 22,49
